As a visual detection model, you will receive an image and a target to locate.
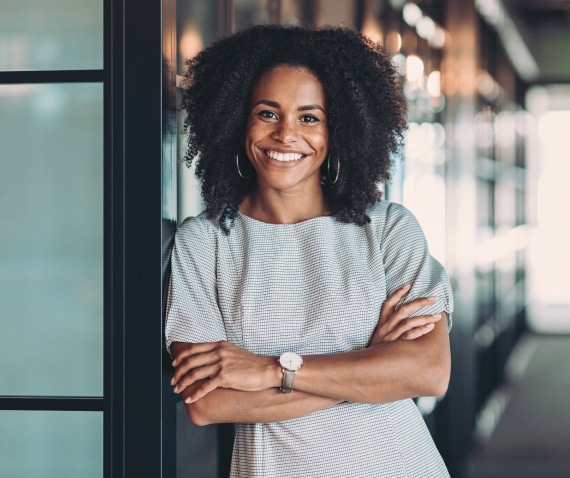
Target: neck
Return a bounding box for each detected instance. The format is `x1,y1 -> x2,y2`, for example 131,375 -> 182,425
240,187 -> 329,224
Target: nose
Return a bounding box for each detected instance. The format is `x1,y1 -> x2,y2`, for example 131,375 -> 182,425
272,120 -> 298,143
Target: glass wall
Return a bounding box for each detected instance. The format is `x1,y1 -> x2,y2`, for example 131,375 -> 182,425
0,411 -> 103,478
0,0 -> 103,71
0,1 -> 104,476
0,83 -> 103,396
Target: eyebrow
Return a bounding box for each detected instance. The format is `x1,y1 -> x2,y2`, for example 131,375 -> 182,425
253,99 -> 326,113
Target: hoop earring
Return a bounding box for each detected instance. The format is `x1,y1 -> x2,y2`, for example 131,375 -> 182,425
236,153 -> 251,179
327,154 -> 340,185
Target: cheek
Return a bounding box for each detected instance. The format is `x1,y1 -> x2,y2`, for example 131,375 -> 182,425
308,129 -> 329,152
244,125 -> 260,152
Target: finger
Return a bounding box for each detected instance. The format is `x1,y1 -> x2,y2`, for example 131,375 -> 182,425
381,296 -> 436,335
385,314 -> 441,340
172,349 -> 224,385
402,322 -> 436,340
380,284 -> 411,322
396,296 -> 438,318
185,377 -> 219,404
172,341 -> 225,366
174,364 -> 219,394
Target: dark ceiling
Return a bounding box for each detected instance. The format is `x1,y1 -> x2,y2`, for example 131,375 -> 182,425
505,0 -> 570,83
513,0 -> 570,25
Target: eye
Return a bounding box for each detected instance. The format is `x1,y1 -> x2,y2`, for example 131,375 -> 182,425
257,110 -> 277,120
300,114 -> 320,123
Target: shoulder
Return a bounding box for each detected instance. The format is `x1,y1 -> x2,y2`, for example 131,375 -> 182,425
365,200 -> 426,253
174,211 -> 221,252
367,200 -> 421,232
178,211 -> 219,235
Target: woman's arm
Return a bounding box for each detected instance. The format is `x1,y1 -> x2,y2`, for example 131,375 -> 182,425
292,313 -> 450,403
175,312 -> 449,407
171,291 -> 448,425
175,371 -> 340,427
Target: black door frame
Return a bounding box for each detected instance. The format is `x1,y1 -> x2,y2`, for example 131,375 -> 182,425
105,0 -> 178,475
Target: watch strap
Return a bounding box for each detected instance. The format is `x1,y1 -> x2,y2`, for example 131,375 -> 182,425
280,368 -> 296,393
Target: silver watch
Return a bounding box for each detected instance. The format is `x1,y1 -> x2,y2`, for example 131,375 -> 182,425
278,352 -> 303,393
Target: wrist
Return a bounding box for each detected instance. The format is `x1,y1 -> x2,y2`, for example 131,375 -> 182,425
264,356 -> 283,389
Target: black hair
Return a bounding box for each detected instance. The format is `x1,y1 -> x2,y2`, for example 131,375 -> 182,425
181,25 -> 407,233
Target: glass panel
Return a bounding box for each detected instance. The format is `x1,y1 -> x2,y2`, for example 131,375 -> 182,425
177,0 -> 221,75
176,402 -> 218,477
0,0 -> 103,71
0,83 -> 103,396
281,0 -> 304,25
0,411 -> 102,478
177,0 -> 223,220
235,0 -> 269,31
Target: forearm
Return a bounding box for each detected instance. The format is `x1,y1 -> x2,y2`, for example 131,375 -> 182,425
183,382 -> 340,426
271,317 -> 451,404
172,313 -> 450,415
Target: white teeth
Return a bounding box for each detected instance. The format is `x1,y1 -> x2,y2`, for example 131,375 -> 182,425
266,150 -> 304,162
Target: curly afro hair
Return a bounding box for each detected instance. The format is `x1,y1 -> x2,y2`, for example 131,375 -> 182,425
181,25 -> 407,233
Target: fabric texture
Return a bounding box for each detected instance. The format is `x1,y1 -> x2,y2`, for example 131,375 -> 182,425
165,200 -> 453,478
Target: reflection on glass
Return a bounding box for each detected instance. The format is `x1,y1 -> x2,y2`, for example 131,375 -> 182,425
530,110 -> 570,305
281,0 -> 304,25
0,83 -> 103,395
236,0 -> 269,30
0,0 -> 103,71
177,0 -> 226,221
0,411 -> 102,478
177,0 -> 220,74
402,122 -> 447,264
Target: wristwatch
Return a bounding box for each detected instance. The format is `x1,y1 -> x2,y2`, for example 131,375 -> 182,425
278,352 -> 304,393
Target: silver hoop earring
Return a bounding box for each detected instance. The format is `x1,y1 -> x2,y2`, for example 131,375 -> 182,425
236,153 -> 251,179
327,154 -> 340,185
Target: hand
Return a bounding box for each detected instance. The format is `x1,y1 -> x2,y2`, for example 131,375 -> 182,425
368,284 -> 442,347
170,341 -> 278,403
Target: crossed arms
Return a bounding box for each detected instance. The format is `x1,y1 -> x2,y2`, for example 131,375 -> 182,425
170,284 -> 451,426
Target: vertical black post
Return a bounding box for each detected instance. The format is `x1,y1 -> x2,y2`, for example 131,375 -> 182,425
123,0 -> 164,474
104,0 -> 125,475
106,0 -> 167,476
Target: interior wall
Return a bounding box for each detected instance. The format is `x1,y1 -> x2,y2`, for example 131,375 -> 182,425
525,84 -> 570,333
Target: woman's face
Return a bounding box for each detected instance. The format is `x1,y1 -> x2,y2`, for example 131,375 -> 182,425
244,65 -> 329,194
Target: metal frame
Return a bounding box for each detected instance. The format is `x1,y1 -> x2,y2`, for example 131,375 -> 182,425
0,397 -> 103,412
1,0 -> 175,476
104,0 -> 171,475
0,70 -> 103,84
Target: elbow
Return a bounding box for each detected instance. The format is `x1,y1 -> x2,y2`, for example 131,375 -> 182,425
427,359 -> 451,397
428,369 -> 450,397
421,355 -> 451,398
185,401 -> 211,427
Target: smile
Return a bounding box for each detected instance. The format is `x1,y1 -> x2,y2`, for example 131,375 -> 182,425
265,150 -> 307,162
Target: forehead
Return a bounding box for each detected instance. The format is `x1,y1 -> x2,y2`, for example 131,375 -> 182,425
250,65 -> 326,106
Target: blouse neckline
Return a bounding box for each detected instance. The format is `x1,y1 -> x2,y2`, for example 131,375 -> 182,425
236,211 -> 333,227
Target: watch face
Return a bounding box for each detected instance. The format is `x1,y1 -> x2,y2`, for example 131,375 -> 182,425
279,352 -> 303,370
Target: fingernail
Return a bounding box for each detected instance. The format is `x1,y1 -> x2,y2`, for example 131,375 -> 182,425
185,397 -> 193,404
432,314 -> 441,319
174,386 -> 179,393
403,284 -> 411,290
170,379 -> 175,385
172,361 -> 176,366
426,323 -> 435,329
428,296 -> 437,302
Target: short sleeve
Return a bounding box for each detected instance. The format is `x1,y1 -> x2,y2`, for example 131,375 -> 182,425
164,217 -> 227,353
381,203 -> 454,329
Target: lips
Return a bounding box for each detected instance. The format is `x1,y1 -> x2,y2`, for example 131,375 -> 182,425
264,149 -> 307,162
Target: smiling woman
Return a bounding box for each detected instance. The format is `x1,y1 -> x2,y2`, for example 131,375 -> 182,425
180,26 -> 408,232
167,25 -> 454,478
241,65 -> 330,223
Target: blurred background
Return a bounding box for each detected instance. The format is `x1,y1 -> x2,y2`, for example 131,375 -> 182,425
1,0 -> 569,477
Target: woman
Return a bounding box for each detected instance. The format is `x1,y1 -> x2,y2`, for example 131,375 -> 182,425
166,25 -> 453,477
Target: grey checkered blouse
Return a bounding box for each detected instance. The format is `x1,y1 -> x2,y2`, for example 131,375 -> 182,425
165,200 -> 453,477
